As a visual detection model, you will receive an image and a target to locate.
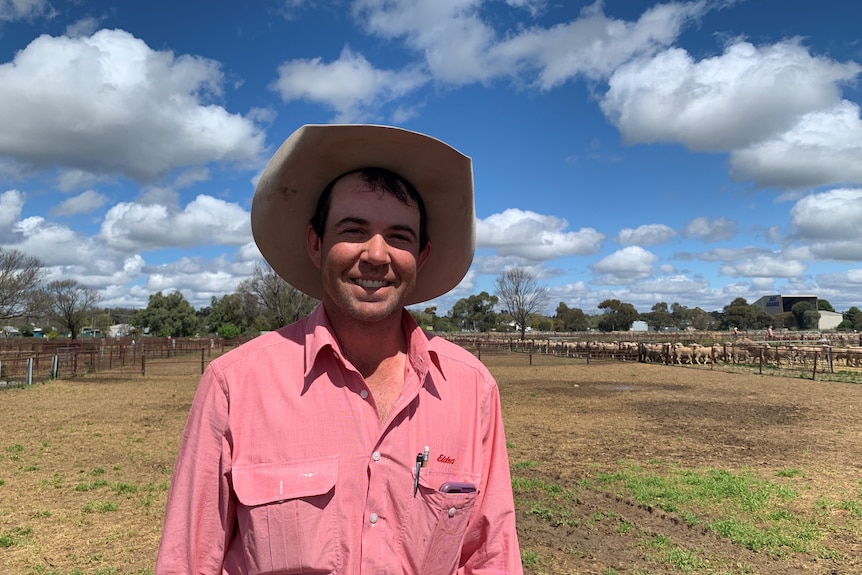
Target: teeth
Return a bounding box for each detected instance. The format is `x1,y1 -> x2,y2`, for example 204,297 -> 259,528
355,279 -> 387,288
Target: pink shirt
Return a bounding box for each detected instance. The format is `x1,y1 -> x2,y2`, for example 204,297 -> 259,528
156,305 -> 522,575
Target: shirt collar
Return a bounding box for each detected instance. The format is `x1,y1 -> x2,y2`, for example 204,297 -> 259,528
302,304 -> 444,383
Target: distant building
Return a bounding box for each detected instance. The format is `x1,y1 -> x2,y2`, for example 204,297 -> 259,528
630,321 -> 649,332
109,324 -> 133,337
818,311 -> 843,331
2,326 -> 21,337
753,294 -> 840,331
753,294 -> 818,316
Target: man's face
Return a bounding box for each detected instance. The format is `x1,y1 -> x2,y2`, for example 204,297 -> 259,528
307,172 -> 431,326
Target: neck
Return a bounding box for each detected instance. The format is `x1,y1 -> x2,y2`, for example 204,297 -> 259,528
323,304 -> 408,377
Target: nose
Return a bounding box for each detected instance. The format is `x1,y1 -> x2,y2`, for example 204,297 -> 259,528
362,234 -> 390,265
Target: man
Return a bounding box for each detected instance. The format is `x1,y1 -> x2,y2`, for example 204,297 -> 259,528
156,124 -> 522,574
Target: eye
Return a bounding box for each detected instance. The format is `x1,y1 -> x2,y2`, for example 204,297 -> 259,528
390,232 -> 412,242
337,227 -> 367,239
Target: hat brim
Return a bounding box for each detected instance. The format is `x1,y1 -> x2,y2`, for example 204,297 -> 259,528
251,124 -> 476,305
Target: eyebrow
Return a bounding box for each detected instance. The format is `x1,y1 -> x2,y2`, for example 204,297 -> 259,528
332,217 -> 419,239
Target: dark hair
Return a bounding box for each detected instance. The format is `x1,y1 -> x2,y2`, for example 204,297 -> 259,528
310,167 -> 428,251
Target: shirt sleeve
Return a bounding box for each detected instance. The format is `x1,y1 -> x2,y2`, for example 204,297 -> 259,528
155,364 -> 235,575
457,376 -> 524,575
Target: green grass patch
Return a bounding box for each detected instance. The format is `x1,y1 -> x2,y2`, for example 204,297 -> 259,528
82,500 -> 119,513
590,462 -> 828,556
0,525 -> 32,548
74,479 -> 109,492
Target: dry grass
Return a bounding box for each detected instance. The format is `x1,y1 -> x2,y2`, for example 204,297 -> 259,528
2,353 -> 861,574
1,371 -> 193,575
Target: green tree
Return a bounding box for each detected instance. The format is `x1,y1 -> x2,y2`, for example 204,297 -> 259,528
774,311 -> 794,330
689,307 -> 717,331
642,302 -> 674,331
837,307 -> 862,331
206,293 -> 251,335
43,279 -> 101,340
494,268 -> 548,340
532,315 -> 553,332
596,299 -> 639,332
670,302 -> 695,329
410,306 -> 457,332
449,292 -> 499,332
791,301 -> 820,331
133,291 -> 199,337
92,312 -> 113,335
721,297 -> 773,331
217,323 -> 243,339
818,299 -> 835,312
554,302 -> 589,332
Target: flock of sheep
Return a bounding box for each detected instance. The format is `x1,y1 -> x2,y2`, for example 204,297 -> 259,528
497,335 -> 862,371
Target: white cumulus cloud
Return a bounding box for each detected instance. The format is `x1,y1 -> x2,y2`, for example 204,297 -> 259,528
616,223 -> 676,246
601,39 -> 861,152
50,190 -> 109,217
592,246 -> 659,284
477,208 -> 604,259
99,195 -> 251,252
272,46 -> 429,122
683,216 -> 737,243
0,29 -> 265,182
730,101 -> 862,189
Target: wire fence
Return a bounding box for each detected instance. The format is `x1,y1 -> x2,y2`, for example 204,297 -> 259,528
0,336 -> 250,388
3,332 -> 861,388
446,334 -> 862,384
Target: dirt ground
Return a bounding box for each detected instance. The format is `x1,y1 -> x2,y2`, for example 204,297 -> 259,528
494,355 -> 862,575
1,354 -> 861,574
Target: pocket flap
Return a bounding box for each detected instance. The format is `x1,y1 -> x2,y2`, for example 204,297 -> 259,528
233,456 -> 338,506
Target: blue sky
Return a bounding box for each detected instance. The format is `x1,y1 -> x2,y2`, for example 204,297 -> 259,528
1,0 -> 861,316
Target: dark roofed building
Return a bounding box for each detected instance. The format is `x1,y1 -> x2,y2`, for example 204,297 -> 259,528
753,294 -> 818,316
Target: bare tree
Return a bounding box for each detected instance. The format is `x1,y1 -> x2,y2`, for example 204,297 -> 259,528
494,267 -> 548,340
44,279 -> 101,339
237,263 -> 317,329
0,248 -> 45,321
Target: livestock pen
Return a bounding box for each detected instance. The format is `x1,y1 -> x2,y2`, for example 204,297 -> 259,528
0,336 -> 250,386
4,332 -> 861,385
442,332 -> 862,384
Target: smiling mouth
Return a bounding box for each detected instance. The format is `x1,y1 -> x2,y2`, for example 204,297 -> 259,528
353,278 -> 389,289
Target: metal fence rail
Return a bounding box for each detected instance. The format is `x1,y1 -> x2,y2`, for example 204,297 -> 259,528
0,336 -> 250,387
444,334 -> 862,384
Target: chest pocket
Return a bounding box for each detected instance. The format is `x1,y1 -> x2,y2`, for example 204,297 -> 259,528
232,456 -> 341,575
398,470 -> 480,575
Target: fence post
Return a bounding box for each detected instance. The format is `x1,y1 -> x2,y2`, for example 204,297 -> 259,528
27,357 -> 33,385
201,348 -> 205,374
52,355 -> 59,379
141,353 -> 146,376
812,351 -> 818,380
759,347 -> 763,375
477,342 -> 481,361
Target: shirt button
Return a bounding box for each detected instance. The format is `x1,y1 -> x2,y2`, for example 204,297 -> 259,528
369,513 -> 379,524
448,507 -> 457,517
372,451 -> 381,462
360,389 -> 369,399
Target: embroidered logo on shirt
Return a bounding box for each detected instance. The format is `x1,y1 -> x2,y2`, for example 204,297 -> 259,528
437,454 -> 455,465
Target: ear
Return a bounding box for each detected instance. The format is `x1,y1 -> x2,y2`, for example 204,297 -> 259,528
416,241 -> 431,272
307,225 -> 322,270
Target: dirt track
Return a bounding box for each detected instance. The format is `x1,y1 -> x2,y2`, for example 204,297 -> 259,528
491,355 -> 862,574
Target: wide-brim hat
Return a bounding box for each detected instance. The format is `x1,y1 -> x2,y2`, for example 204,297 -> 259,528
251,124 -> 476,305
